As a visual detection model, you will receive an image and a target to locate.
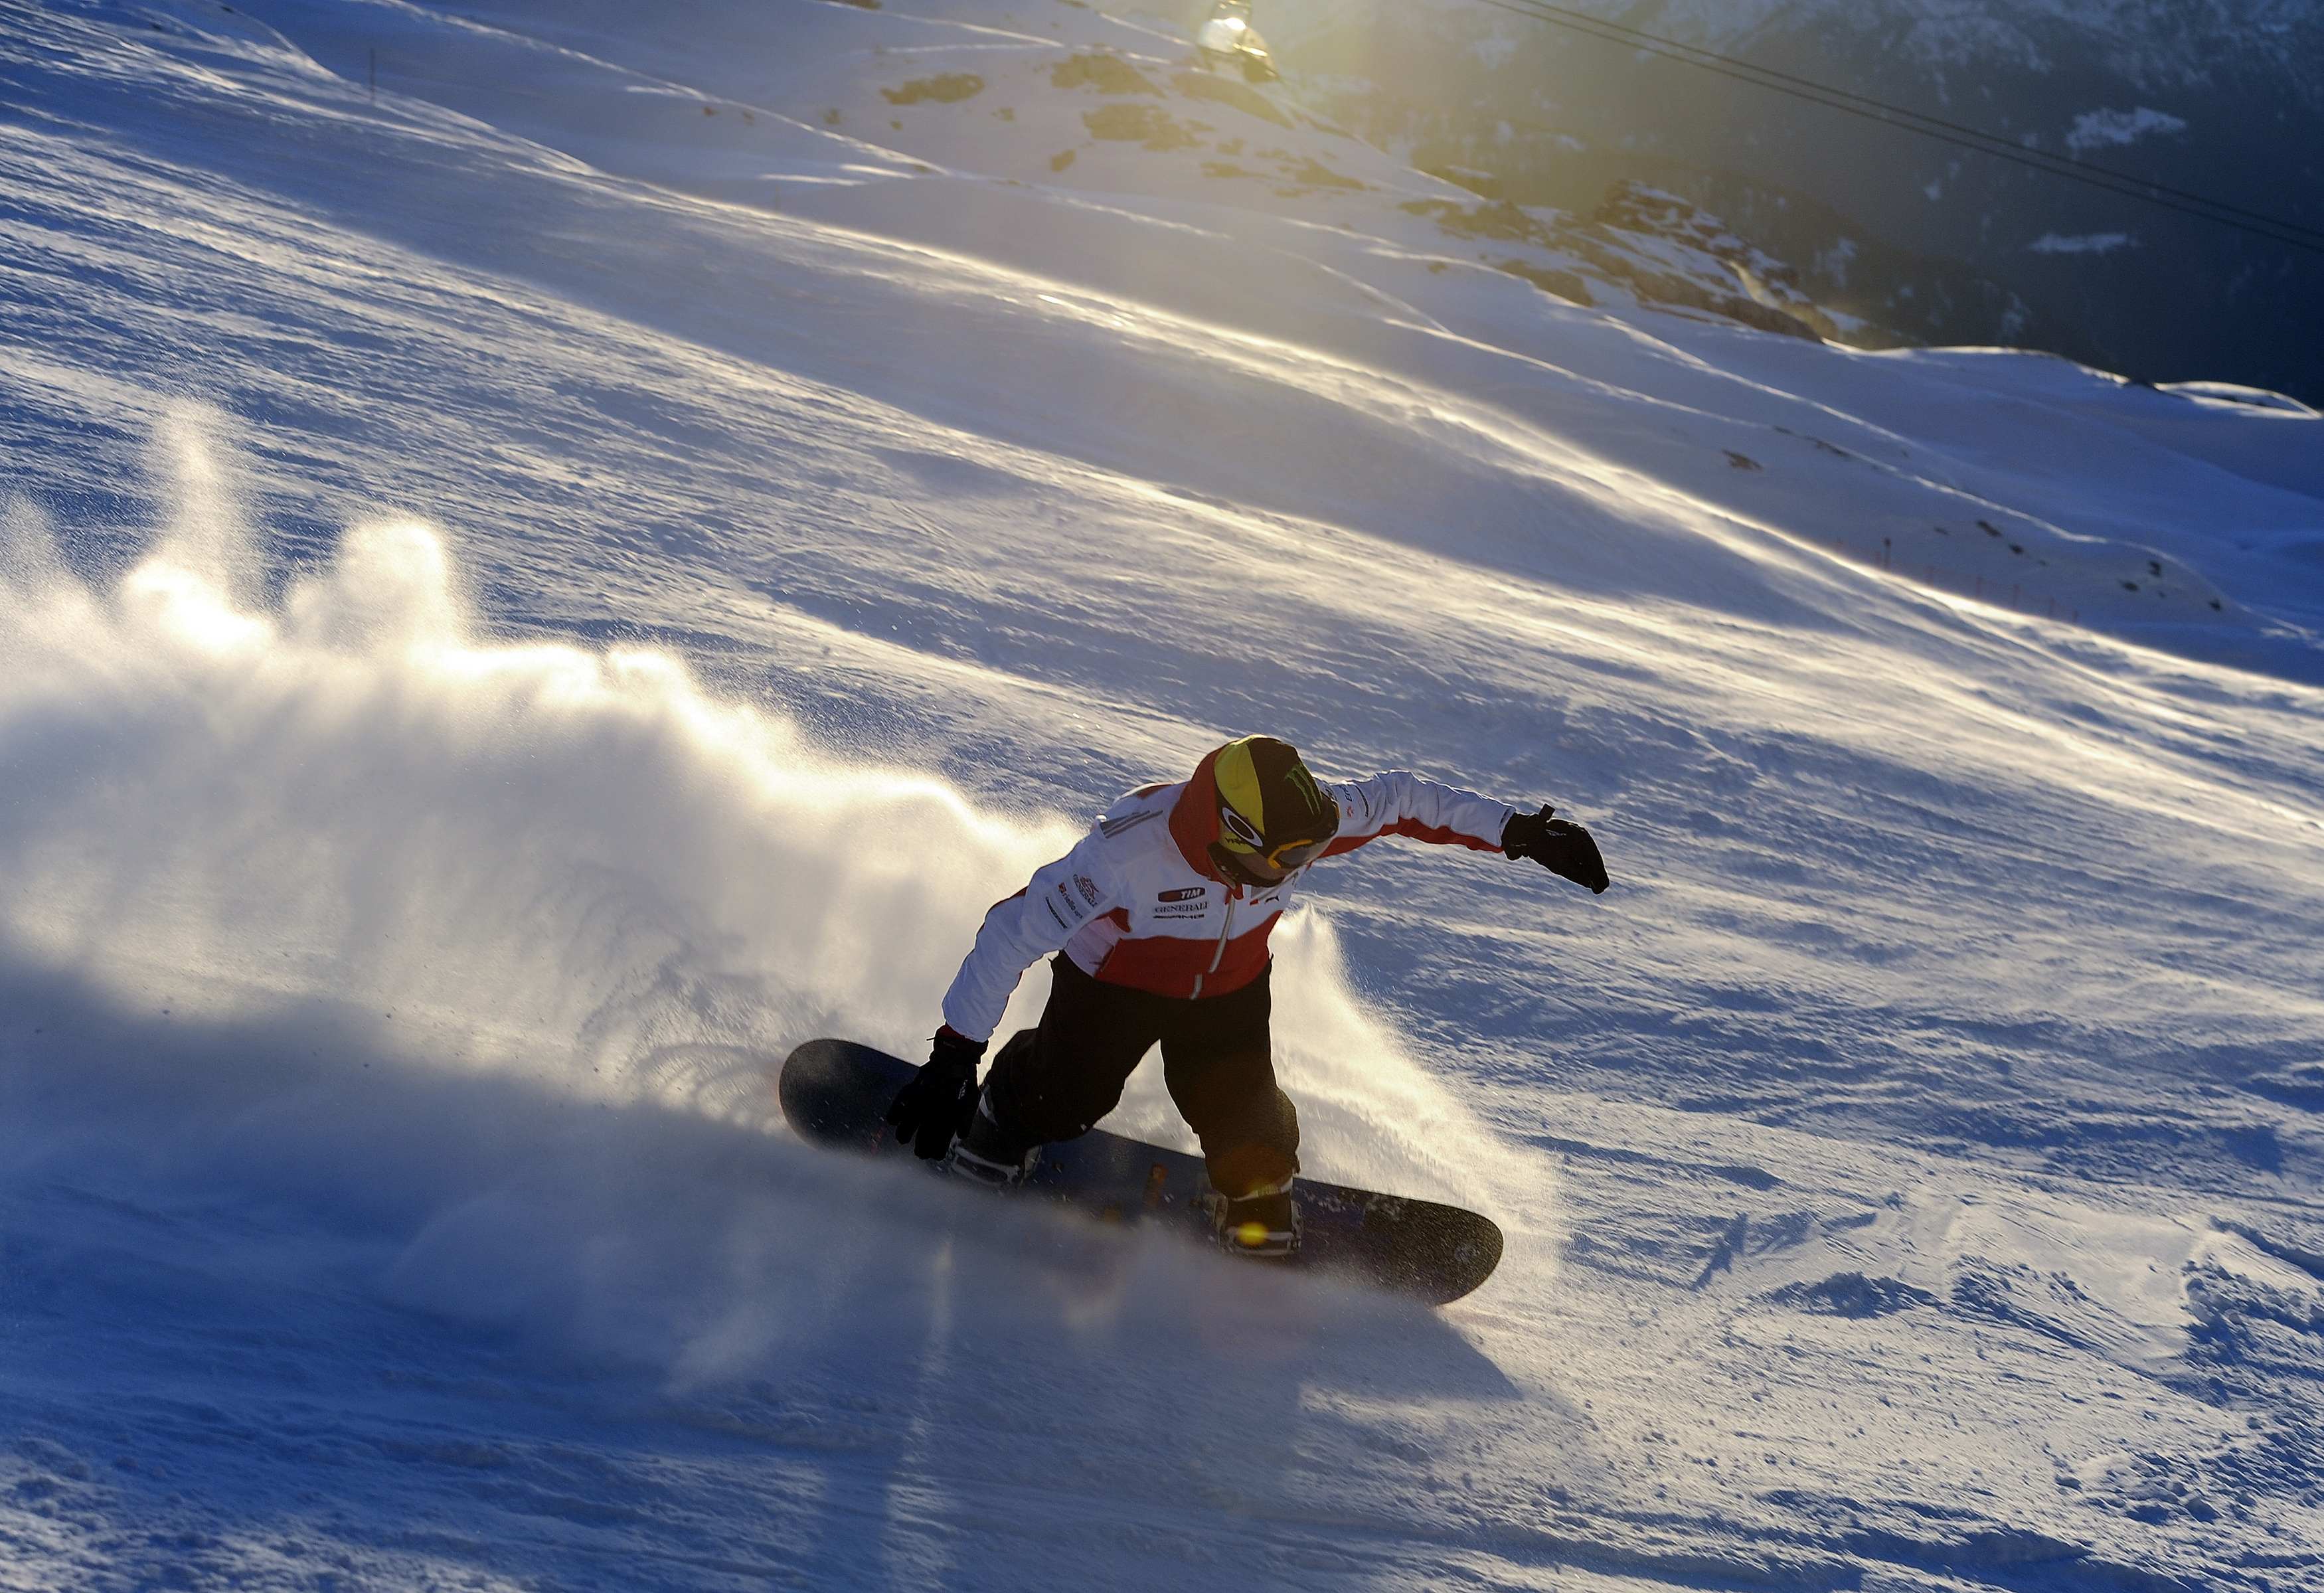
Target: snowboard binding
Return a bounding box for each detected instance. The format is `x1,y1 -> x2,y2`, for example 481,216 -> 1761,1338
943,1092 -> 1039,1189
1208,1181 -> 1301,1259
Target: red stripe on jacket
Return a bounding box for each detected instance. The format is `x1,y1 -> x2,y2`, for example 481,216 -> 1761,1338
1090,918 -> 1275,1000
1323,815 -> 1503,859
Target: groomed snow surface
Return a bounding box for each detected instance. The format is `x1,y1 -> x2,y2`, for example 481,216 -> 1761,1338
4,3 -> 2323,1590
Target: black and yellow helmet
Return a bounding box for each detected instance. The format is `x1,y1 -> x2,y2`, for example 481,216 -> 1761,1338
1202,734 -> 1339,882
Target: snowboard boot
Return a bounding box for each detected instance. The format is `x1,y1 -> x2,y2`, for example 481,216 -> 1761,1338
1212,1177 -> 1300,1259
943,1090 -> 1038,1189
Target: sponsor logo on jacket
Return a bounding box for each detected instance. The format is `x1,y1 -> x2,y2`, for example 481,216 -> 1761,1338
1153,884 -> 1210,920
1048,877 -> 1101,931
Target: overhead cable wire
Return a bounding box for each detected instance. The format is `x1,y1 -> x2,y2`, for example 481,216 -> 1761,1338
1459,0 -> 2324,255
1499,0 -> 2324,244
1471,0 -> 2324,246
1468,0 -> 2324,251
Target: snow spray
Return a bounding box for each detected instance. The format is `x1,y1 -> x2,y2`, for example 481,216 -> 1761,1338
0,411 -> 1540,1364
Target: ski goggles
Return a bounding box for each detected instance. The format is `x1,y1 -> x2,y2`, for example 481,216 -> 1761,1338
1217,804 -> 1338,874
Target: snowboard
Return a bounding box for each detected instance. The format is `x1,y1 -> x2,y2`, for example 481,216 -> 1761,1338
778,1038 -> 1502,1305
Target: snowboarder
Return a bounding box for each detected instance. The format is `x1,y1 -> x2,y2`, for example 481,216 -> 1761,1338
886,736 -> 1608,1256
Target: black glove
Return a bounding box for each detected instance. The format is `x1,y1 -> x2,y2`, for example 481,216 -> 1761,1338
1503,804 -> 1609,894
886,1027 -> 986,1159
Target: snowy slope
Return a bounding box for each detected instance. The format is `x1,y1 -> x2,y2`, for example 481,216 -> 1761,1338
5,1 -> 2324,1589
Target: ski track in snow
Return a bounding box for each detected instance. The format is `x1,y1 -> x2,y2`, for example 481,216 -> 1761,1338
3,2 -> 2323,1590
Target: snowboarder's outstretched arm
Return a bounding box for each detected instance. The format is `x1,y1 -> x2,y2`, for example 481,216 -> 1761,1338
1324,770 -> 1609,892
1323,769 -> 1515,855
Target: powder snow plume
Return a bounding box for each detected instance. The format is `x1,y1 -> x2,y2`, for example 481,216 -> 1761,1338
0,412 -> 1539,1365
0,409 -> 1031,1112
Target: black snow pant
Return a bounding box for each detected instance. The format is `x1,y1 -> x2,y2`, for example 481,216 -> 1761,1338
979,955 -> 1299,1198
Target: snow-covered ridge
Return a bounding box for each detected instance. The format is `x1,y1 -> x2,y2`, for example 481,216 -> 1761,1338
2029,230 -> 2136,254
2066,106 -> 2189,154
307,0 -> 1867,343
110,0 -> 2305,651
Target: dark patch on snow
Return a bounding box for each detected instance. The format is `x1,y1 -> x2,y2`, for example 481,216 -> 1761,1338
880,74 -> 983,106
1692,1209 -> 1831,1284
2244,1062 -> 2324,1113
2183,1263 -> 2324,1385
1083,104 -> 1201,152
1172,69 -> 1291,129
1765,1272 -> 1935,1317
1918,1099 -> 2304,1189
1763,1489 -> 2206,1593
1051,54 -> 1159,96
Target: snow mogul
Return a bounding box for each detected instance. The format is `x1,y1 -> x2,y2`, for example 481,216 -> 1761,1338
886,735 -> 1608,1257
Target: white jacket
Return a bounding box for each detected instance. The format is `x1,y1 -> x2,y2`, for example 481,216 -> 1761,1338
940,767 -> 1516,1042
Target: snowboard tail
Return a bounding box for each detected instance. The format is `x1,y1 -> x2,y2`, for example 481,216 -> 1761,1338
778,1038 -> 1501,1305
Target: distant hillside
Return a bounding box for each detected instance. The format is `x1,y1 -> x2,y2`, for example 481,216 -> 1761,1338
273,0 -> 1917,357
1260,0 -> 2324,400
